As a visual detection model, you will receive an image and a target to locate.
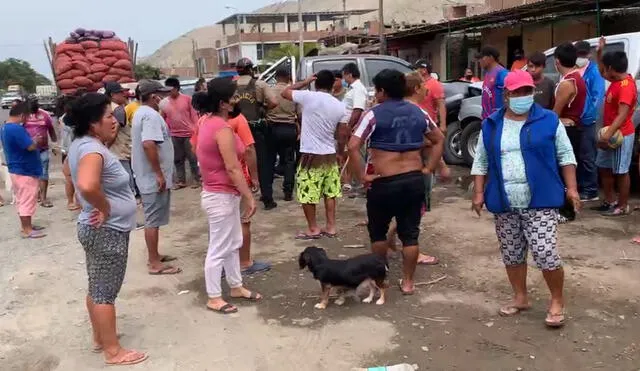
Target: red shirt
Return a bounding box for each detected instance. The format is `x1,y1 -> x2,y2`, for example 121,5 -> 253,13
160,94 -> 198,138
557,71 -> 587,126
604,75 -> 637,136
418,77 -> 445,124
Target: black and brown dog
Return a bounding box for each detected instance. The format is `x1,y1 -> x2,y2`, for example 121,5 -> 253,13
298,246 -> 387,309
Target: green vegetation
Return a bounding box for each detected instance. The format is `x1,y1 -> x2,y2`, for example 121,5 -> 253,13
0,58 -> 51,93
134,63 -> 162,80
265,43 -> 318,63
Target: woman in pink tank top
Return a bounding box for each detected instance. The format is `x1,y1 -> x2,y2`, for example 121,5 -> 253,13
195,78 -> 261,314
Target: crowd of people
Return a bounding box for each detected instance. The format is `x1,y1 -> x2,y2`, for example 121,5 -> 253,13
0,34 -> 636,365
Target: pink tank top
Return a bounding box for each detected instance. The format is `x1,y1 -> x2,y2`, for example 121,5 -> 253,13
196,115 -> 245,195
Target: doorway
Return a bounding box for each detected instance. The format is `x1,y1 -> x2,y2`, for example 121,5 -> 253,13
507,35 -> 523,70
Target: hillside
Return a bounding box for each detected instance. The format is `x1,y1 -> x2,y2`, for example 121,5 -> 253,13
143,0 -> 483,69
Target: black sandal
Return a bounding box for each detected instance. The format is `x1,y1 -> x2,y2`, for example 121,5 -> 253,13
207,303 -> 238,314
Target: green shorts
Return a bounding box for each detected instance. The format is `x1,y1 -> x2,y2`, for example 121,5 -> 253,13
296,164 -> 342,204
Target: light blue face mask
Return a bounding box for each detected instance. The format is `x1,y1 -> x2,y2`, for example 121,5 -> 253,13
508,95 -> 534,115
342,80 -> 348,88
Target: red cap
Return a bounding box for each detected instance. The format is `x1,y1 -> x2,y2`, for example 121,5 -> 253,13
504,70 -> 535,91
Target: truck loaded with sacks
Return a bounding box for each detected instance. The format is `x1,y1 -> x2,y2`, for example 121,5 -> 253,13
53,28 -> 135,95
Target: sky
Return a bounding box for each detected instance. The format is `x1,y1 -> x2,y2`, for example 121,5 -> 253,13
0,0 -> 275,79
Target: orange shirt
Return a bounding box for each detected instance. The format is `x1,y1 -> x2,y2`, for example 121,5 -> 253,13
511,59 -> 527,71
604,74 -> 637,136
418,77 -> 445,124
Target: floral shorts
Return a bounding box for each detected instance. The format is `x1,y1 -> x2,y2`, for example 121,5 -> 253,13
296,164 -> 342,204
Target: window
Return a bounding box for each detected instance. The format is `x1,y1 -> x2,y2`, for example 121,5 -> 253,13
364,59 -> 413,86
256,44 -> 264,61
543,42 -> 625,83
312,59 -> 357,74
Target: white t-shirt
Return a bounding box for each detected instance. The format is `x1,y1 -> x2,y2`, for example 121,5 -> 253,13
292,90 -> 345,155
341,79 -> 368,123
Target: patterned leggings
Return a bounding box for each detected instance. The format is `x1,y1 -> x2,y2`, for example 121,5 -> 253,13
495,208 -> 562,271
78,224 -> 130,304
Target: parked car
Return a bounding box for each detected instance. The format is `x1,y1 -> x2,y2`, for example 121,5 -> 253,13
1,92 -> 22,109
441,81 -> 481,165
456,31 -> 640,167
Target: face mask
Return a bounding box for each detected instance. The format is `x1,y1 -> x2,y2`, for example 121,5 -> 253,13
508,95 -> 534,115
342,80 -> 348,88
576,57 -> 589,68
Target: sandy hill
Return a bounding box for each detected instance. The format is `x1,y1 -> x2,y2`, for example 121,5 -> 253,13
143,0 -> 483,69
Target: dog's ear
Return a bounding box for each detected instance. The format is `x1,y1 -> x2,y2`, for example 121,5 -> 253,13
298,252 -> 308,269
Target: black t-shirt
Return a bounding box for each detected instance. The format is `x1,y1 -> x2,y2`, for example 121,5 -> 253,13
534,77 -> 556,110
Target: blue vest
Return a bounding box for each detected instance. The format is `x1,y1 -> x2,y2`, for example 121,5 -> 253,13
369,99 -> 427,152
481,104 -> 566,214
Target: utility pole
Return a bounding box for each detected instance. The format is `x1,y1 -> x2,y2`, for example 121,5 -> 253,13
298,0 -> 304,60
378,0 -> 386,55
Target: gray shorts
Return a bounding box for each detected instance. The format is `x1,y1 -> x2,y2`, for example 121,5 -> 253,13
78,224 -> 130,305
495,208 -> 562,271
141,190 -> 171,228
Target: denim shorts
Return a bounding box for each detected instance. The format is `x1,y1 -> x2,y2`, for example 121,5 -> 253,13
596,133 -> 635,175
39,150 -> 50,180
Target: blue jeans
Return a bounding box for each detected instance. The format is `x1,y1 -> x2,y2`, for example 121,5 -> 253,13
578,124 -> 598,197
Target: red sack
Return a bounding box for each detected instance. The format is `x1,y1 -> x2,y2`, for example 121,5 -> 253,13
57,79 -> 76,89
57,69 -> 85,80
102,75 -> 120,82
100,40 -> 127,51
113,59 -> 133,71
71,54 -> 88,62
80,40 -> 99,49
55,61 -> 74,76
65,50 -> 83,58
118,77 -> 136,83
90,82 -> 103,92
94,50 -> 115,58
102,57 -> 118,66
92,71 -> 107,81
72,61 -> 91,74
109,67 -> 131,77
86,55 -> 102,64
56,42 -> 84,54
73,76 -> 93,87
90,63 -> 109,73
61,88 -> 77,95
113,50 -> 130,60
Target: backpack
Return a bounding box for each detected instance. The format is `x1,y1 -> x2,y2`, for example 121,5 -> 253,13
236,78 -> 264,122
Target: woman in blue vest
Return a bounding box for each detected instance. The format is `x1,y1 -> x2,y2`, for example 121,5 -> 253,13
470,70 -> 580,328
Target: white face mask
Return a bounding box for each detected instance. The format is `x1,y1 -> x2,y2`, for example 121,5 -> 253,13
576,57 -> 589,68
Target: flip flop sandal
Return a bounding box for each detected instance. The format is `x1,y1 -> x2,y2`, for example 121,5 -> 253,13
207,303 -> 238,314
172,184 -> 187,191
242,261 -> 271,276
32,225 -> 46,231
40,201 -> 54,208
295,232 -> 322,240
105,350 -> 148,366
148,266 -> 182,275
21,230 -> 47,239
417,256 -> 440,265
190,184 -> 201,189
499,305 -> 531,317
159,255 -> 178,263
631,237 -> 640,245
67,204 -> 81,211
398,279 -> 415,296
231,291 -> 262,301
545,311 -> 566,328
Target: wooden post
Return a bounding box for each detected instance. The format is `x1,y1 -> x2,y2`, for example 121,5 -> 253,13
298,0 -> 304,60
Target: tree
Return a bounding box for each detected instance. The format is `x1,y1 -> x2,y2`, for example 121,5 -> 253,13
265,43 -> 318,63
0,58 -> 51,93
134,63 -> 162,80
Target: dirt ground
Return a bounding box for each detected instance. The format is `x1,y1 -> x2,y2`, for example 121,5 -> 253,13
0,158 -> 639,371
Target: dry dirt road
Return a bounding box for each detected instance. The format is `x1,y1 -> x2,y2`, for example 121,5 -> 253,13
0,161 -> 638,371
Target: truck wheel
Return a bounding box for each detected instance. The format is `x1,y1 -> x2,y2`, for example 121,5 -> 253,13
443,121 -> 465,165
461,120 -> 482,166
